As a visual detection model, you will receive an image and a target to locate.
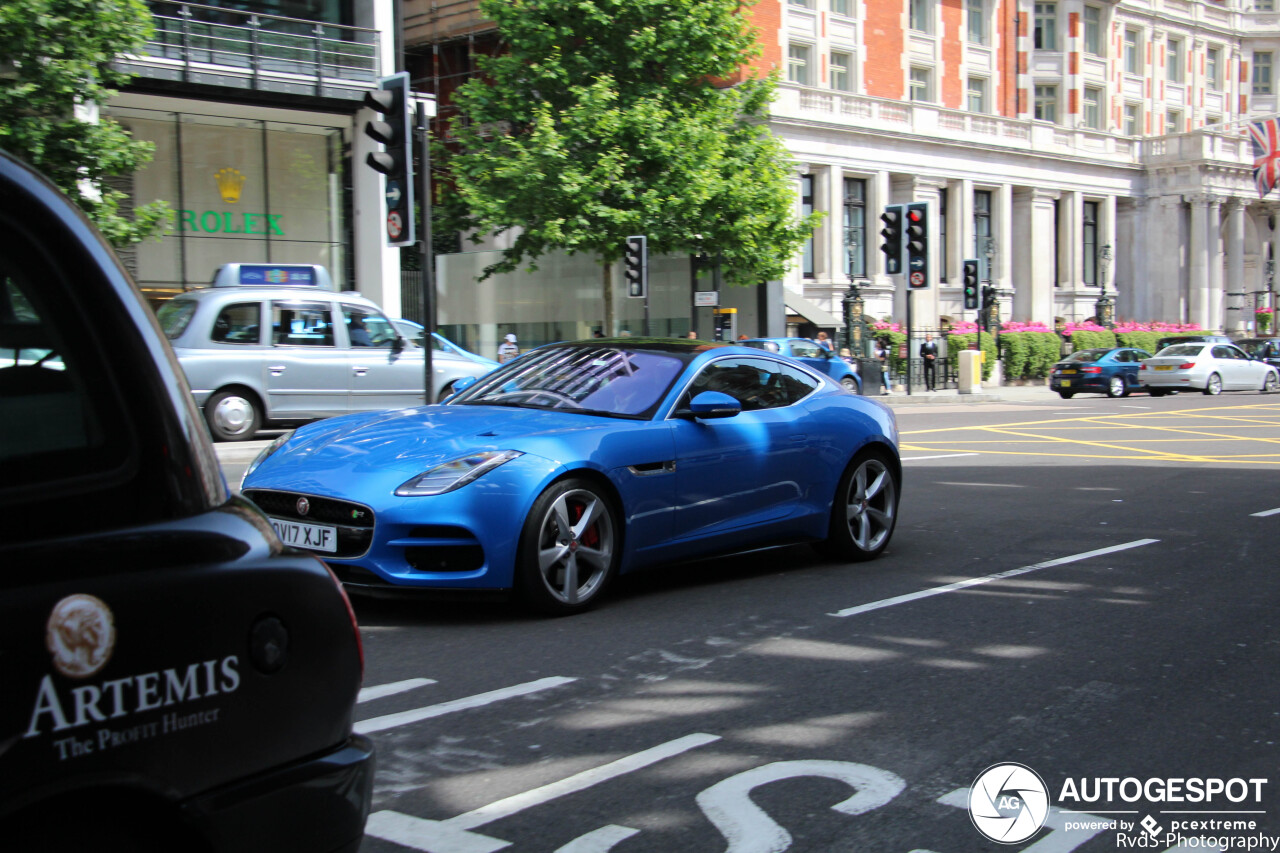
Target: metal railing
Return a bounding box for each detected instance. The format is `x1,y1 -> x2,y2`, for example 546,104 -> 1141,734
127,1 -> 380,97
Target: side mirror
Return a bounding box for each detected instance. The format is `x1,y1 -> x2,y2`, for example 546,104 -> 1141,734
676,391 -> 741,420
391,335 -> 405,355
447,376 -> 479,398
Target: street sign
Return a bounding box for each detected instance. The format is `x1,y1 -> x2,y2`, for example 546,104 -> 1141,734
387,210 -> 404,241
694,291 -> 720,307
385,181 -> 402,207
909,270 -> 925,287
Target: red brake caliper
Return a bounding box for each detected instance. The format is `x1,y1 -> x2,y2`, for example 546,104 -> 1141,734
572,501 -> 599,548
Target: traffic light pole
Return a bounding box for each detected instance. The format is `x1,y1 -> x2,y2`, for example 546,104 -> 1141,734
417,100 -> 436,404
906,290 -> 913,396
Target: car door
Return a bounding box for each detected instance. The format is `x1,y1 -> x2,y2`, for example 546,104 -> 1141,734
340,303 -> 426,411
1211,345 -> 1251,389
265,298 -> 348,417
671,356 -> 823,542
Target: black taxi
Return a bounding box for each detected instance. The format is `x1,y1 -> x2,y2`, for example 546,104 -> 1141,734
0,150 -> 374,850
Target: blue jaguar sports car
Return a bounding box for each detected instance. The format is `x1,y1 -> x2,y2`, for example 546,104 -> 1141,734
241,339 -> 901,614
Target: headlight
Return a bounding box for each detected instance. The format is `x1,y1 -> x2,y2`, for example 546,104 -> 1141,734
243,430 -> 295,481
395,450 -> 524,496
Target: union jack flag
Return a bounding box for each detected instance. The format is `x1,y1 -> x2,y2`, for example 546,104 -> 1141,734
1249,117 -> 1280,198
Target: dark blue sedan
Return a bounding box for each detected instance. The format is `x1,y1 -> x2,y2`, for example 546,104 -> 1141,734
242,339 -> 900,614
740,337 -> 863,393
1049,347 -> 1154,398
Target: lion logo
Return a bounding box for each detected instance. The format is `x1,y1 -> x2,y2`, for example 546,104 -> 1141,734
46,594 -> 116,679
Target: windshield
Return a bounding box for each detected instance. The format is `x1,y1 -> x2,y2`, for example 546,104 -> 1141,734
1063,349 -> 1108,363
1156,344 -> 1204,357
156,299 -> 197,340
450,345 -> 688,419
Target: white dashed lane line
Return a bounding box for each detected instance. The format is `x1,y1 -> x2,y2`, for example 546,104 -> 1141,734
358,678 -> 437,703
355,676 -> 576,735
1251,507 -> 1280,517
829,539 -> 1161,619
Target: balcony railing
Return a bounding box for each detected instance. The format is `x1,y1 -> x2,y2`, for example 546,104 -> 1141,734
117,1 -> 380,102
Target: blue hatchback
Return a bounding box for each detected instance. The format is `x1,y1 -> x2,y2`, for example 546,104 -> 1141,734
1049,347 -> 1154,398
740,338 -> 862,393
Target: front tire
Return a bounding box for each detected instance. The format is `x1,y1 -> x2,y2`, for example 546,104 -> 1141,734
1203,373 -> 1222,395
204,388 -> 261,441
815,449 -> 899,562
1106,375 -> 1128,398
517,478 -> 619,615
840,376 -> 859,393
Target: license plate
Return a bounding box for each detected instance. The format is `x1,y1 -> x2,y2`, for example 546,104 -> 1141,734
1061,369 -> 1077,375
1155,365 -> 1174,371
1060,380 -> 1071,387
270,517 -> 337,553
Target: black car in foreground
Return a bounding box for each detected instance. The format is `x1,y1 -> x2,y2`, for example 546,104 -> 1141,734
0,150 -> 374,851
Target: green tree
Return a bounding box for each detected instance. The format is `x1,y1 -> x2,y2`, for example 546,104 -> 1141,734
0,0 -> 170,246
442,0 -> 820,333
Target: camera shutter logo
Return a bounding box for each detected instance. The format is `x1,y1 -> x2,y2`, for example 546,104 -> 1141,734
968,763 -> 1051,844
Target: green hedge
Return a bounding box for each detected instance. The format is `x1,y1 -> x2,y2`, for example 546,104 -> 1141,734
1116,331 -> 1161,355
998,331 -> 1061,379
1067,330 -> 1118,351
946,333 -> 997,380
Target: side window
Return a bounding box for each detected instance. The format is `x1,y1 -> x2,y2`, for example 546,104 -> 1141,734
341,304 -> 398,348
211,302 -> 262,344
1211,345 -> 1233,360
0,234 -> 128,495
272,301 -> 334,346
1115,351 -> 1133,363
790,340 -> 824,358
685,357 -> 817,411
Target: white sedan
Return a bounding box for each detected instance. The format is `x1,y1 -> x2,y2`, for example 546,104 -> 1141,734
1139,342 -> 1280,396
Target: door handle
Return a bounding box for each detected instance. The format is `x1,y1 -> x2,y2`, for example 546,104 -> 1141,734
352,366 -> 369,376
268,365 -> 286,375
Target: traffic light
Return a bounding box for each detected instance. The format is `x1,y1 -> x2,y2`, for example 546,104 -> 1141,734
624,235 -> 647,298
962,259 -> 980,310
364,72 -> 415,247
879,204 -> 904,275
905,202 -> 928,288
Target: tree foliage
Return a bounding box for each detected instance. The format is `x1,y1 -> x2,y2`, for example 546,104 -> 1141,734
441,0 -> 819,308
0,0 -> 171,245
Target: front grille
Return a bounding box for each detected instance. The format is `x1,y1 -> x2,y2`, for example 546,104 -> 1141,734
243,488 -> 374,559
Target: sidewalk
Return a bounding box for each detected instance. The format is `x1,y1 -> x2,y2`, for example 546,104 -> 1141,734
872,382 -> 1057,408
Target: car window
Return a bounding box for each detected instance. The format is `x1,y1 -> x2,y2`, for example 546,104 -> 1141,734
273,301 -> 334,346
1158,344 -> 1204,357
211,301 -> 262,344
1133,349 -> 1152,360
341,304 -> 398,348
0,228 -> 129,498
156,298 -> 196,340
790,340 -> 824,358
453,345 -> 687,419
1211,345 -> 1238,359
1065,350 -> 1106,363
741,340 -> 780,353
684,356 -> 816,411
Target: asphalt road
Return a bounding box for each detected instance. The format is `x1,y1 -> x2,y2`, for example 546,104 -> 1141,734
217,391 -> 1280,852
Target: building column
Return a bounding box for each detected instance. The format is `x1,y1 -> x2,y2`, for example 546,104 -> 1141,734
995,183 -> 1013,293
1148,196 -> 1183,322
1208,196 -> 1224,332
1013,187 -> 1059,323
1189,194 -> 1211,329
1226,199 -> 1246,335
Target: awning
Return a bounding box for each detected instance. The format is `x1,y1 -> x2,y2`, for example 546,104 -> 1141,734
784,292 -> 844,328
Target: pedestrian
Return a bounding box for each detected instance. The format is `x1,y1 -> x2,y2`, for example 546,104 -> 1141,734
498,332 -> 519,363
920,333 -> 939,391
593,330 -> 605,339
686,330 -> 698,339
815,331 -> 832,351
839,347 -> 855,365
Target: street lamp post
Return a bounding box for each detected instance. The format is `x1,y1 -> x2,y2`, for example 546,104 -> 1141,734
1095,244 -> 1114,329
1267,260 -> 1277,335
842,274 -> 866,356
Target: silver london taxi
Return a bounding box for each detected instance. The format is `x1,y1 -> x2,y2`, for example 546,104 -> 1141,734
156,284 -> 495,441
0,150 -> 373,851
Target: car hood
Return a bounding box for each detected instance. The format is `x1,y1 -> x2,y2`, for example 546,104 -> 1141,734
245,404 -> 634,490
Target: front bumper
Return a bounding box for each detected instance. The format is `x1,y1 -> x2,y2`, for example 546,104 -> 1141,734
185,734 -> 375,853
